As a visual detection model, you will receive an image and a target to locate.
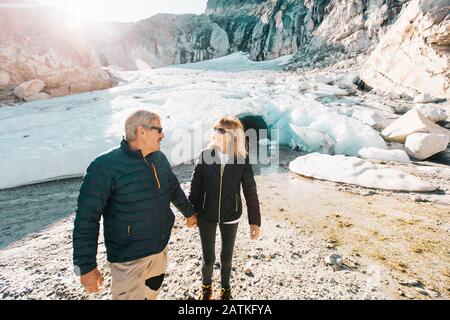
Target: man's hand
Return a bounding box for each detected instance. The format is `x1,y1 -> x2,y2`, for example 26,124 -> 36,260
186,214 -> 198,228
80,268 -> 103,294
250,225 -> 260,240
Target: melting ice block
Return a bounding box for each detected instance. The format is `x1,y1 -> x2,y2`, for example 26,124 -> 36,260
289,153 -> 435,192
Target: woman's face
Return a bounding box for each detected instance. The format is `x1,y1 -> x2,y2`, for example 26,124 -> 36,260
214,126 -> 231,151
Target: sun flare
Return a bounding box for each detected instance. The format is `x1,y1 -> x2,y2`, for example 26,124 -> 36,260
37,0 -> 207,25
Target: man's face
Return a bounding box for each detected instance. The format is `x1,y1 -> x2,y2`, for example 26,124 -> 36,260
141,118 -> 164,152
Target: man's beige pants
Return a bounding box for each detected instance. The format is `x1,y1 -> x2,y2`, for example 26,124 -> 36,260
110,246 -> 168,300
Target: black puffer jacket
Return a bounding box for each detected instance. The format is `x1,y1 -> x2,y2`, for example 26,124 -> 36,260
189,148 -> 261,226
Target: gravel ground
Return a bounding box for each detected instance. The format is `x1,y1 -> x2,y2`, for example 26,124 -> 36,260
0,146 -> 449,300
0,184 -> 386,300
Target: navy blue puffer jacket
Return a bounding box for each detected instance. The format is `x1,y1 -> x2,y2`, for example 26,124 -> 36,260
73,139 -> 194,275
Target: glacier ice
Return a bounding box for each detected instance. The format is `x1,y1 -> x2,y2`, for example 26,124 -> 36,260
0,52 -> 388,189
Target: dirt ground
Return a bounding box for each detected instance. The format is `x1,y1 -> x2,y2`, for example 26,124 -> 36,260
257,168 -> 449,299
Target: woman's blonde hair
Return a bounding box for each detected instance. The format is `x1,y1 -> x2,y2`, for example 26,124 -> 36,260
209,116 -> 248,159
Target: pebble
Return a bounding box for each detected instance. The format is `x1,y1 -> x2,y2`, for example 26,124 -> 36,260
415,287 -> 429,296
399,279 -> 421,287
325,254 -> 343,268
292,252 -> 302,259
243,263 -> 254,277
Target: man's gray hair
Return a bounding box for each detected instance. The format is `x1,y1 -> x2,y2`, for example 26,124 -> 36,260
125,110 -> 160,141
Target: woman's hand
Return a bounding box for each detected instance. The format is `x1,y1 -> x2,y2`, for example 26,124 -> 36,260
186,214 -> 198,228
250,224 -> 260,240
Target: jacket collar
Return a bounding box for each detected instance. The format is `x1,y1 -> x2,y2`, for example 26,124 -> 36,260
120,138 -> 160,160
210,147 -> 236,164
120,138 -> 144,159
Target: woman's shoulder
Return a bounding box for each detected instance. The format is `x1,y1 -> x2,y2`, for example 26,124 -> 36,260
198,147 -> 217,159
194,148 -> 213,165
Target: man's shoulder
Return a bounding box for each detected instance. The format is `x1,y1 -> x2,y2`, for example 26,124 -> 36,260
153,151 -> 171,168
90,147 -> 123,169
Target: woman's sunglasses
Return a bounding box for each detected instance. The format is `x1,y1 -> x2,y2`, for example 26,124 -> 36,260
214,127 -> 227,135
143,125 -> 163,134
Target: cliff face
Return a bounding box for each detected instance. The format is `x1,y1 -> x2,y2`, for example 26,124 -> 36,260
93,0 -> 412,69
287,0 -> 411,66
2,0 -> 447,102
88,14 -> 230,70
87,0 -> 333,69
206,0 -> 413,61
206,0 -> 449,99
206,0 -> 307,61
360,0 -> 450,99
0,1 -> 113,101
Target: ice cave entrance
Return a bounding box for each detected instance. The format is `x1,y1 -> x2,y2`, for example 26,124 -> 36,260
238,114 -> 270,154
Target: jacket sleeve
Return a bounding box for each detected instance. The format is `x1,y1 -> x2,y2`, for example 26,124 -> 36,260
165,155 -> 195,218
73,159 -> 112,276
242,159 -> 261,226
188,151 -> 203,213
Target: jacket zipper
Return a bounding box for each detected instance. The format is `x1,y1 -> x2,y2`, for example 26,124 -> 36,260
235,194 -> 238,212
202,192 -> 207,210
218,164 -> 224,223
151,162 -> 161,189
143,156 -> 162,244
143,157 -> 160,191
128,225 -> 131,237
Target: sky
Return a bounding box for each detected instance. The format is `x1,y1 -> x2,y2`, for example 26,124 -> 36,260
36,0 -> 208,23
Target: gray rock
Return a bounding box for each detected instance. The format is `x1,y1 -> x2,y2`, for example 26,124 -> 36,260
361,0 -> 450,100
414,104 -> 448,123
399,279 -> 421,287
413,93 -> 439,104
415,287 -> 429,296
325,253 -> 343,268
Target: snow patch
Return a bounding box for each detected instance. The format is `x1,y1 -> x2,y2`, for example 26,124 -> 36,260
289,153 -> 435,192
358,147 -> 412,164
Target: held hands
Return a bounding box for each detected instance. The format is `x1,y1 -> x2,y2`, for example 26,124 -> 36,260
80,268 -> 103,294
186,214 -> 198,228
250,224 -> 260,240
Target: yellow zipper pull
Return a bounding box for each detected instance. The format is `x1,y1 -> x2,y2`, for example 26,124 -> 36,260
143,157 -> 160,190
151,162 -> 161,190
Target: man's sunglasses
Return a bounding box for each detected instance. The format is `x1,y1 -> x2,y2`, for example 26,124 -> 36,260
143,125 -> 163,134
214,127 -> 228,135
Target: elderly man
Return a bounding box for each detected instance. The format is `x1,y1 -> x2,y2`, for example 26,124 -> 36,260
73,110 -> 198,300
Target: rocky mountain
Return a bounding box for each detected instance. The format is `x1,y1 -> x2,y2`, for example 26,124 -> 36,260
205,0 -> 304,61
286,0 -> 411,66
1,0 -> 448,102
90,0 -> 417,69
0,0 -> 114,102
92,0 -> 329,68
86,14 -> 230,70
360,0 -> 449,99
